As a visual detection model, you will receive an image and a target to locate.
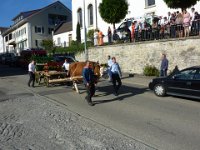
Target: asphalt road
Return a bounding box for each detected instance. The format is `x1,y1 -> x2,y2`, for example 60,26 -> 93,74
0,65 -> 200,150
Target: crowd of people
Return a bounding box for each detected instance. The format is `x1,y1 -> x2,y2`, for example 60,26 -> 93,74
94,7 -> 200,45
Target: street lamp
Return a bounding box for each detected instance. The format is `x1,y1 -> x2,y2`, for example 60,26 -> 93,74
83,0 -> 88,60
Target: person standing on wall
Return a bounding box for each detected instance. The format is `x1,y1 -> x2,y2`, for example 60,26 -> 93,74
82,61 -> 95,106
98,30 -> 104,46
94,29 -> 99,46
107,26 -> 112,44
110,57 -> 122,96
131,22 -> 135,42
160,54 -> 169,77
28,60 -> 35,87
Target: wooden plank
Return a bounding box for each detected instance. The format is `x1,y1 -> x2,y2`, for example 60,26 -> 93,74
48,78 -> 71,83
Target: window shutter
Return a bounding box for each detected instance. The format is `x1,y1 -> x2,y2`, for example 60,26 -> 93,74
35,40 -> 38,47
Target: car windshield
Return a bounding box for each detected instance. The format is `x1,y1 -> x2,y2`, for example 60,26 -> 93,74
174,69 -> 197,80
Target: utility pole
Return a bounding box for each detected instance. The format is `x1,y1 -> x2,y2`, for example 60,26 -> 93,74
83,0 -> 88,60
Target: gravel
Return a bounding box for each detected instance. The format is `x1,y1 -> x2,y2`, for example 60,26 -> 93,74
0,94 -> 155,150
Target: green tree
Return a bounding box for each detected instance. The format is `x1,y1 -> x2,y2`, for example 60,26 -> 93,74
164,0 -> 199,9
99,0 -> 128,29
41,39 -> 55,54
87,29 -> 95,45
76,22 -> 81,43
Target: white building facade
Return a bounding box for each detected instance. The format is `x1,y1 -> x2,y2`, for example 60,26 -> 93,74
72,0 -> 200,42
3,1 -> 72,54
53,22 -> 73,47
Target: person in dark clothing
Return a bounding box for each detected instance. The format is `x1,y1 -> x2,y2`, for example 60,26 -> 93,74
160,54 -> 169,77
110,57 -> 122,96
107,26 -> 112,44
82,61 -> 96,106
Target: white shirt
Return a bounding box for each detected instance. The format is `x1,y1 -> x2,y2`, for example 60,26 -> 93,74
191,12 -> 195,21
108,59 -> 113,67
62,62 -> 69,71
28,63 -> 35,73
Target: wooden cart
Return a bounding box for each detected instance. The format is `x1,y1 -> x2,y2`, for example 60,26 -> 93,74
43,71 -> 71,87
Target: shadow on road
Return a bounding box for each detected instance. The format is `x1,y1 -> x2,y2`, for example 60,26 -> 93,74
0,65 -> 27,77
93,84 -> 148,105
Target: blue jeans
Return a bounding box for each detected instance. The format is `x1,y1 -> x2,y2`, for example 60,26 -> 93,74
160,69 -> 167,77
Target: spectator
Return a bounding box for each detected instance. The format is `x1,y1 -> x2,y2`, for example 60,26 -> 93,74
131,22 -> 135,42
175,12 -> 183,38
194,11 -> 200,36
110,57 -> 122,96
160,54 -> 169,77
107,26 -> 112,44
98,30 -> 104,46
191,8 -> 195,34
94,29 -> 99,46
167,12 -> 171,22
170,13 -> 176,38
183,9 -> 191,37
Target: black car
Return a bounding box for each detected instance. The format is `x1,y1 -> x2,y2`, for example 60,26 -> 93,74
149,66 -> 200,100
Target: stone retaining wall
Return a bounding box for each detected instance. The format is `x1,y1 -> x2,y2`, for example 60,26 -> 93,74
76,37 -> 200,74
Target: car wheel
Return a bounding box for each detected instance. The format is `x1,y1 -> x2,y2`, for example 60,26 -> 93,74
153,84 -> 166,97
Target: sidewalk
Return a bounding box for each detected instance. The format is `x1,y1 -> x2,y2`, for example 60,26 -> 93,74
121,73 -> 155,87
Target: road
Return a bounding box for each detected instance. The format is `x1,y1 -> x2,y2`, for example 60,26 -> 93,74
0,65 -> 200,150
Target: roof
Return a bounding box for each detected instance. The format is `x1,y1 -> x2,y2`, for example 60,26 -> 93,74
0,27 -> 8,32
12,1 -> 71,22
54,22 -> 72,35
12,9 -> 41,21
3,1 -> 72,35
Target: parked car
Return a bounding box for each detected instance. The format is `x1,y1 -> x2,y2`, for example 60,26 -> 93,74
0,53 -> 16,65
8,56 -> 21,67
149,66 -> 200,100
53,55 -> 77,66
114,15 -> 159,41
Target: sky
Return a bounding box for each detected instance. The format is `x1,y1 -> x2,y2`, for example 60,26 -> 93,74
0,0 -> 72,27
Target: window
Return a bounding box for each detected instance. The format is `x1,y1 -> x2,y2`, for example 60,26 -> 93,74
175,69 -> 197,80
77,8 -> 83,27
35,26 -> 44,34
57,37 -> 61,45
194,70 -> 200,80
88,4 -> 93,26
9,34 -> 12,40
48,28 -> 54,34
48,14 -> 67,25
35,40 -> 38,47
146,0 -> 155,7
5,36 -> 8,42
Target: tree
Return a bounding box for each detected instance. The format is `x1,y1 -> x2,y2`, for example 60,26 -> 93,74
41,39 -> 55,54
76,22 -> 81,43
163,0 -> 199,10
87,29 -> 95,45
99,0 -> 128,29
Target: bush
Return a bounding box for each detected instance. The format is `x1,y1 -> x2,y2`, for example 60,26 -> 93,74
143,65 -> 159,76
87,29 -> 95,45
54,41 -> 85,54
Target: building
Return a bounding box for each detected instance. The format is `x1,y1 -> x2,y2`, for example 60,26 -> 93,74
2,1 -> 72,54
0,27 -> 8,53
72,0 -> 200,42
53,22 -> 73,47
